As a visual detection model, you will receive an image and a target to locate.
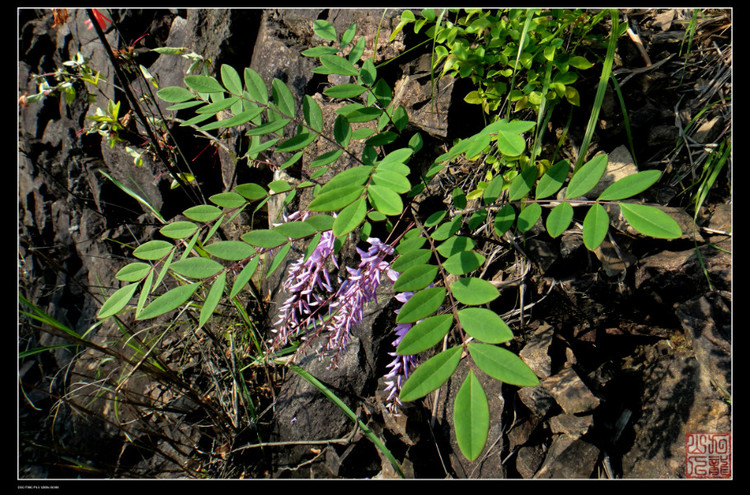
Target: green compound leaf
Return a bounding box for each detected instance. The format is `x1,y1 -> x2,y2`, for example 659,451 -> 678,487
431,217 -> 462,241
598,170 -> 662,201
368,184 -> 403,216
115,262 -> 151,283
450,277 -> 499,305
159,221 -> 198,240
393,264 -> 439,292
136,283 -> 200,321
565,153 -> 608,199
536,159 -> 570,199
267,242 -> 291,278
396,287 -> 446,324
157,86 -> 195,103
246,118 -> 290,137
136,270 -> 154,316
546,202 -> 574,238
235,183 -> 268,201
436,235 -> 475,257
183,204 -> 223,223
399,345 -> 463,402
309,185 -> 365,212
319,54 -> 360,77
468,343 -> 540,387
170,257 -> 224,279
396,314 -> 453,355
508,166 -> 538,201
443,251 -> 486,275
458,308 -> 513,344
333,196 -> 367,236
200,107 -> 263,131
454,370 -> 490,461
241,229 -> 289,249
333,114 -> 352,147
204,240 -> 256,261
619,203 -> 682,239
276,131 -> 316,153
324,83 -> 368,99
304,214 -> 335,232
209,192 -> 246,209
229,257 -> 260,299
133,240 -> 173,261
309,149 -> 344,170
199,271 -> 226,329
97,283 -> 139,319
392,248 -> 433,273
320,166 -> 372,194
583,203 -> 609,250
184,75 -> 225,94
396,234 -> 426,254
494,204 -> 516,236
517,202 -> 542,232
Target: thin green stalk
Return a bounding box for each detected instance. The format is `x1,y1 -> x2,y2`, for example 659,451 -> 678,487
577,9 -> 620,170
608,74 -> 637,167
287,363 -> 405,478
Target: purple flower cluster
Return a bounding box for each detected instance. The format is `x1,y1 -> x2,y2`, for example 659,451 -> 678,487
382,277 -> 419,413
273,231 -> 395,367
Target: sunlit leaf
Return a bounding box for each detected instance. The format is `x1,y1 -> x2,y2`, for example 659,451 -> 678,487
582,203 -> 609,250
136,283 -> 200,321
545,202 -> 574,238
309,185 -> 365,212
598,170 -> 662,201
508,166 -> 538,201
450,277 -> 499,305
393,264 -> 438,292
619,203 -> 682,239
199,271 -> 226,328
209,192 -> 246,209
566,153 -> 608,199
436,236 -> 475,257
184,75 -> 224,93
333,196 -> 367,236
468,343 -> 539,387
229,257 -> 260,299
204,240 -> 256,261
392,249 -> 432,273
517,202 -> 542,232
170,257 -> 224,279
324,83 -> 367,99
115,262 -> 151,282
271,78 -> 295,117
458,308 -> 513,344
157,86 -> 195,103
220,64 -> 243,95
396,314 -> 453,355
399,346 -> 463,402
183,204 -> 223,223
396,287 -> 446,324
535,159 -> 570,199
494,204 -> 516,236
97,283 -> 139,319
133,240 -> 173,261
241,229 -> 289,248
442,251 -> 485,275
235,183 -> 268,201
454,370 -> 489,461
368,184 -> 403,216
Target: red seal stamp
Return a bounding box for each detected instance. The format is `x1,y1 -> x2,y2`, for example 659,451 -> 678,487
685,432 -> 731,478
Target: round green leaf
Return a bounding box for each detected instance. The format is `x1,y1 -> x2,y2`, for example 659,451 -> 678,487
436,235 -> 475,257
399,346 -> 463,402
450,277 -> 499,305
495,129 -> 527,157
199,271 -> 226,329
204,240 -> 256,261
133,240 -> 173,261
97,283 -> 139,319
598,170 -> 662,201
235,183 -> 268,201
468,343 -> 539,387
458,308 -> 513,344
442,251 -> 485,275
115,262 -> 151,282
619,203 -> 682,239
545,202 -> 574,238
209,192 -> 246,209
184,75 -> 225,94
565,153 -> 608,199
241,229 -> 288,248
309,185 -> 365,212
313,19 -> 337,41
368,184 -> 403,216
304,214 -> 335,231
159,221 -> 199,240
535,159 -> 570,199
431,217 -> 462,241
582,203 -> 609,250
333,196 -> 367,236
157,86 -> 195,103
454,370 -> 489,461
396,314 -> 453,355
508,166 -> 538,201
136,283 -> 200,321
392,249 -> 432,273
183,204 -> 223,223
517,202 -> 542,232
494,204 -> 516,236
170,257 -> 224,279
396,235 -> 426,254
396,287 -> 446,324
393,264 -> 438,292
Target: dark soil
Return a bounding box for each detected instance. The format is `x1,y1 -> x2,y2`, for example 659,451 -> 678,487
18,8 -> 731,480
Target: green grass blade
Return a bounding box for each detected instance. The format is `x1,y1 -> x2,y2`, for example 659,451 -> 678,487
287,364 -> 405,478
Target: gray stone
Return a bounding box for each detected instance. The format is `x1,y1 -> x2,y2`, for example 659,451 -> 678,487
542,365 -> 600,415
519,322 -> 554,379
533,435 -> 600,478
